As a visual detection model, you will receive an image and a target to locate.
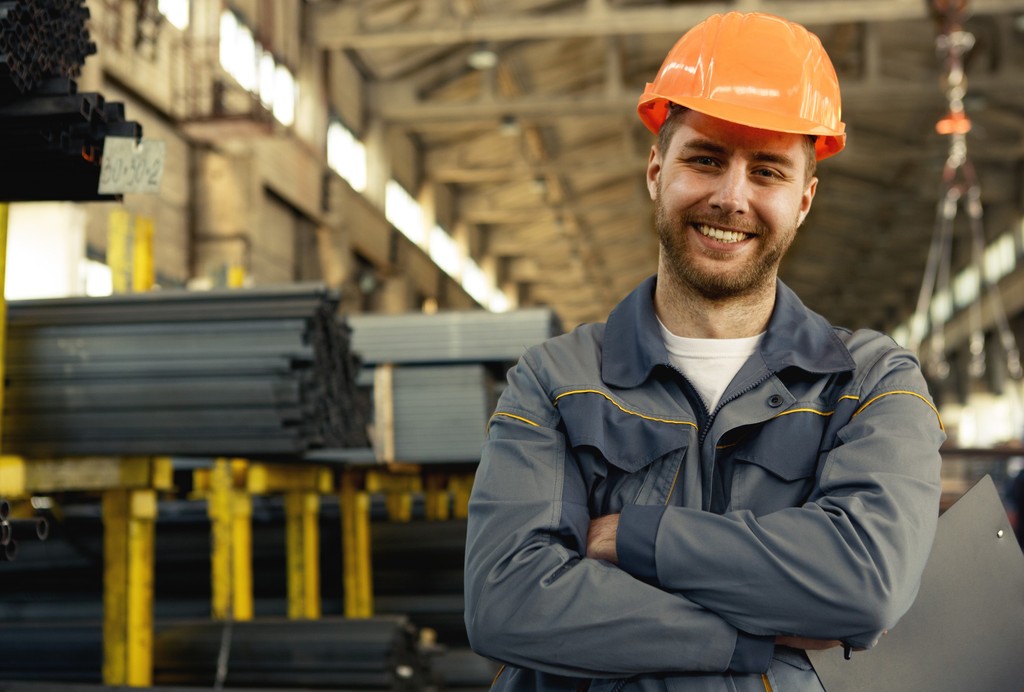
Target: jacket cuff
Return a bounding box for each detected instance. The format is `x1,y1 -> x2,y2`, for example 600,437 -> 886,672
729,632 -> 774,674
616,504 -> 665,584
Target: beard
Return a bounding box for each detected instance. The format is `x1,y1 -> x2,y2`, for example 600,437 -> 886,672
654,189 -> 798,301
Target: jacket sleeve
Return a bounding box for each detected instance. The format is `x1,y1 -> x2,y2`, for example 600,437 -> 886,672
616,346 -> 944,649
464,350 -> 763,677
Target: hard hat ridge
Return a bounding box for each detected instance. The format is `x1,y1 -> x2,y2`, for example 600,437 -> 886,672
637,11 -> 846,160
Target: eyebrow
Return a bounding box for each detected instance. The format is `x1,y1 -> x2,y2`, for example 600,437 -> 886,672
678,138 -> 799,171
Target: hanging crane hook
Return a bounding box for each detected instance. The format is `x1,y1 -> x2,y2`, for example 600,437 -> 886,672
912,0 -> 1023,392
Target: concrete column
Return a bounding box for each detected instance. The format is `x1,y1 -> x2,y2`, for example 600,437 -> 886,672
373,274 -> 416,314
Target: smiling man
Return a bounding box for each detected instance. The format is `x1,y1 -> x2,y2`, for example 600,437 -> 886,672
464,12 -> 945,692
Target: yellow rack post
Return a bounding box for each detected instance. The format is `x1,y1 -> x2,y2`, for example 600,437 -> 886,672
195,458 -> 254,621
0,455 -> 173,687
340,469 -> 373,618
248,463 -> 332,619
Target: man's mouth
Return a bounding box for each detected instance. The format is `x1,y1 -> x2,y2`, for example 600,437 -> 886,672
695,224 -> 750,244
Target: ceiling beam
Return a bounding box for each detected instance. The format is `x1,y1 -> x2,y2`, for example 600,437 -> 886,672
372,72 -> 1022,125
429,140 -> 1023,186
432,157 -> 647,184
311,0 -> 1024,49
462,198 -> 651,225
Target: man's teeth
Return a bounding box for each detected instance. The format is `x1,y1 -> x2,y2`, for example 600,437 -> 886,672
697,225 -> 747,243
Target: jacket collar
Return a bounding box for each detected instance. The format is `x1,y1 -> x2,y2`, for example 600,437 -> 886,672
602,275 -> 856,388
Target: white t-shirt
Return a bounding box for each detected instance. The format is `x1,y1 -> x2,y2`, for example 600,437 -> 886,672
657,318 -> 765,412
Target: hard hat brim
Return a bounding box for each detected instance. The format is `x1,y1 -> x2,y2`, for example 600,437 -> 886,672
638,93 -> 846,161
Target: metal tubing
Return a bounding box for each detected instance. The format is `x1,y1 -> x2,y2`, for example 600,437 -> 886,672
0,616 -> 428,688
4,516 -> 47,541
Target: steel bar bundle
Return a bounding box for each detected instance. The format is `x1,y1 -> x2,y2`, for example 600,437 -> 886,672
347,307 -> 561,365
0,616 -> 433,690
2,285 -> 368,459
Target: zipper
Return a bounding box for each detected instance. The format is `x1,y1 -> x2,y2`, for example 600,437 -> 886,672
663,361 -> 775,446
663,362 -> 775,511
699,370 -> 774,446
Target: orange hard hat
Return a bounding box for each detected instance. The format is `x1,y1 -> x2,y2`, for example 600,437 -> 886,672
637,12 -> 846,160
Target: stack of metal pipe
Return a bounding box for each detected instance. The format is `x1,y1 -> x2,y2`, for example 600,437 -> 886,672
0,86 -> 142,201
0,616 -> 434,689
0,0 -> 95,98
0,498 -> 48,562
2,285 -> 369,459
0,0 -> 143,202
154,616 -> 432,689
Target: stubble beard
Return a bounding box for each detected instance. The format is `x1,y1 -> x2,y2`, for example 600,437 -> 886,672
654,189 -> 797,301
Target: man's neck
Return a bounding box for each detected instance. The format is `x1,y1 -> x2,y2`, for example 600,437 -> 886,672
654,276 -> 776,339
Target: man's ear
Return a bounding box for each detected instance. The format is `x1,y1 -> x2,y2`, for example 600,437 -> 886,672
798,175 -> 818,227
646,145 -> 662,201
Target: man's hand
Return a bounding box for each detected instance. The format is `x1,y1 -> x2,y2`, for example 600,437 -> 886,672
587,514 -> 620,563
777,630 -> 886,652
774,636 -> 843,651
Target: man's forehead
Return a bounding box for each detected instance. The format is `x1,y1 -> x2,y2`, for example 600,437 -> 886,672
670,111 -> 809,167
675,114 -> 804,152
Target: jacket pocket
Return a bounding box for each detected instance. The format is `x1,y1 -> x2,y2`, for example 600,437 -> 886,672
555,388 -> 694,512
764,648 -> 824,691
728,413 -> 826,513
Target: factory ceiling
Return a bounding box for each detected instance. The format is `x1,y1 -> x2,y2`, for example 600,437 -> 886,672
310,0 -> 1024,334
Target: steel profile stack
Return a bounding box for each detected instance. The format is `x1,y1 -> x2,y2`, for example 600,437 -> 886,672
3,285 -> 368,459
154,616 -> 431,689
0,616 -> 433,689
348,308 -> 561,465
357,364 -> 494,463
0,0 -> 142,202
348,307 -> 561,365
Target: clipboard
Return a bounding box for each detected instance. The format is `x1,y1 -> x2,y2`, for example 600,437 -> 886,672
808,475 -> 1024,691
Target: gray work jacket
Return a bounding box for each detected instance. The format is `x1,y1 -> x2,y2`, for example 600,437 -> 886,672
464,276 -> 944,691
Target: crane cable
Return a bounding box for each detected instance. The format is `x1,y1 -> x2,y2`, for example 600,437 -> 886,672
910,0 -> 1023,392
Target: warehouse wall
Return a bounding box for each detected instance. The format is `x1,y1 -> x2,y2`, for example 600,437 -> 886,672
40,0 -> 481,311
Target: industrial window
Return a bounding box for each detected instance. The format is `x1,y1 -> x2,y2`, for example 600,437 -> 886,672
327,120 -> 367,193
428,225 -> 463,280
158,0 -> 189,30
952,266 -> 980,309
219,10 -> 297,126
385,180 -> 426,246
982,233 -> 1015,285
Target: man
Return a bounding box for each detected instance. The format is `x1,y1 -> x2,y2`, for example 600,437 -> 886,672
464,11 -> 944,692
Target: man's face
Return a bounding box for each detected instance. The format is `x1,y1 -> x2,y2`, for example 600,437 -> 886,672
648,110 -> 818,301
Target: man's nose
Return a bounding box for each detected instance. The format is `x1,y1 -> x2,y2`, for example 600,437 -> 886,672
708,167 -> 750,215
